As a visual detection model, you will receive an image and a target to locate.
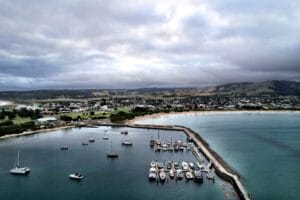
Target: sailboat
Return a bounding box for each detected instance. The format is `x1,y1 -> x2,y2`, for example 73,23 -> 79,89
10,151 -> 30,175
107,141 -> 118,158
102,131 -> 109,140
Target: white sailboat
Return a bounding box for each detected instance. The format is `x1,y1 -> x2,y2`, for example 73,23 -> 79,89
102,131 -> 109,140
10,151 -> 30,175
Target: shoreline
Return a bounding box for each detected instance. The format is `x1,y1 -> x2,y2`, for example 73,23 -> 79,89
127,110 -> 300,124
0,125 -> 75,140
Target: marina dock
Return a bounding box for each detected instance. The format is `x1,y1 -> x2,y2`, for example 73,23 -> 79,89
89,121 -> 251,200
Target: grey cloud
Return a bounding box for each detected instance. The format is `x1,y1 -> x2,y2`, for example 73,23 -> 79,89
0,0 -> 299,90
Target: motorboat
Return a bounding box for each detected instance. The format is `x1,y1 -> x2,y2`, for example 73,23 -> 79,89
189,162 -> 195,170
149,168 -> 157,181
150,161 -> 157,168
60,146 -> 69,150
193,170 -> 203,183
10,151 -> 30,175
166,161 -> 172,170
174,162 -> 180,169
120,131 -> 128,135
69,173 -> 83,180
150,140 -> 155,147
89,138 -> 95,142
159,169 -> 166,182
122,140 -> 133,146
185,171 -> 194,180
157,162 -> 164,169
169,169 -> 175,179
181,161 -> 189,171
176,169 -> 184,180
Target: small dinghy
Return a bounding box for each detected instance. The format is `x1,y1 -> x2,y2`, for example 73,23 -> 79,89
69,173 -> 83,180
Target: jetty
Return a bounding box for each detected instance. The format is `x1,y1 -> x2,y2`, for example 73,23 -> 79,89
87,121 -> 251,200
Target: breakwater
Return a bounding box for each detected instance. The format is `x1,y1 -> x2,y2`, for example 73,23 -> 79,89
90,121 -> 251,200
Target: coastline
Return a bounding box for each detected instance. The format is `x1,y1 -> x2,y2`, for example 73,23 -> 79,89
0,125 -> 75,140
126,110 -> 300,124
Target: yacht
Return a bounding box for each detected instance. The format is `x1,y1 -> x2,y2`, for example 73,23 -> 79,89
10,151 -> 30,175
159,169 -> 166,182
193,170 -> 203,183
181,161 -> 189,171
185,171 -> 194,180
122,139 -> 133,146
69,173 -> 83,180
169,169 -> 175,179
107,142 -> 118,158
60,146 -> 69,150
149,167 -> 157,181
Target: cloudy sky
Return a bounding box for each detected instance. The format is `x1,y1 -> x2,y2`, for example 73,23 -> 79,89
0,0 -> 300,90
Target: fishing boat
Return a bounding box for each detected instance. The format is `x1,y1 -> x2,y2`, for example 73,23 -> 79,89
107,142 -> 118,158
159,169 -> 166,182
69,173 -> 83,180
10,151 -> 30,175
149,167 -> 157,181
60,145 -> 69,150
89,138 -> 95,142
122,139 -> 133,146
193,170 -> 203,183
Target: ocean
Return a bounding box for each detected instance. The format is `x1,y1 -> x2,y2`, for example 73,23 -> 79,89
135,111 -> 300,199
0,126 -> 235,200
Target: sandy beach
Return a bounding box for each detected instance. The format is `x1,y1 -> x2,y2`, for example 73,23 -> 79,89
0,125 -> 75,140
127,110 -> 300,124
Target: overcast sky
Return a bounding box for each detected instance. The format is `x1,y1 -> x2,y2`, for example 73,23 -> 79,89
0,0 -> 299,90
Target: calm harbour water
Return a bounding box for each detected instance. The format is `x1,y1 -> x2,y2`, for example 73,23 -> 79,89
136,111 -> 300,200
0,126 -> 235,200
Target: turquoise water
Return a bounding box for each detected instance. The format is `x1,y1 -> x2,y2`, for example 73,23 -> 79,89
136,112 -> 300,200
0,127 -> 235,200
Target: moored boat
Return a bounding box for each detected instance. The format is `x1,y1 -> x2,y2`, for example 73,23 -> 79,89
185,171 -> 194,180
159,169 -> 166,182
181,161 -> 189,171
122,139 -> 133,146
193,170 -> 203,183
10,151 -> 30,175
107,141 -> 118,158
149,167 -> 157,181
169,169 -> 175,179
69,173 -> 83,180
89,138 -> 95,142
60,146 -> 69,150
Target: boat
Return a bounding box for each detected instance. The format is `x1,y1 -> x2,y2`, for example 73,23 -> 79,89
176,169 -> 184,180
155,146 -> 161,152
156,140 -> 161,146
169,169 -> 175,179
149,168 -> 157,181
69,173 -> 83,180
107,142 -> 118,158
185,171 -> 194,180
60,146 -> 69,150
181,161 -> 189,171
122,139 -> 133,146
180,146 -> 185,151
102,132 -> 109,140
159,169 -> 166,182
207,171 -> 215,180
82,142 -> 88,145
166,161 -> 172,169
120,131 -> 128,135
193,170 -> 203,183
197,161 -> 205,171
150,139 -> 155,147
168,146 -> 174,151
150,161 -> 157,168
10,151 -> 30,175
157,162 -> 164,169
189,162 -> 195,169
174,162 -> 180,169
89,138 -> 95,142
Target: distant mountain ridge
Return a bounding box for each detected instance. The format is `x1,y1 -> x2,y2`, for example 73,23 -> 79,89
211,80 -> 300,96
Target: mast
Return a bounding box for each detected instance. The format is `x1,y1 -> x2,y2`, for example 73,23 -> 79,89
17,151 -> 20,168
